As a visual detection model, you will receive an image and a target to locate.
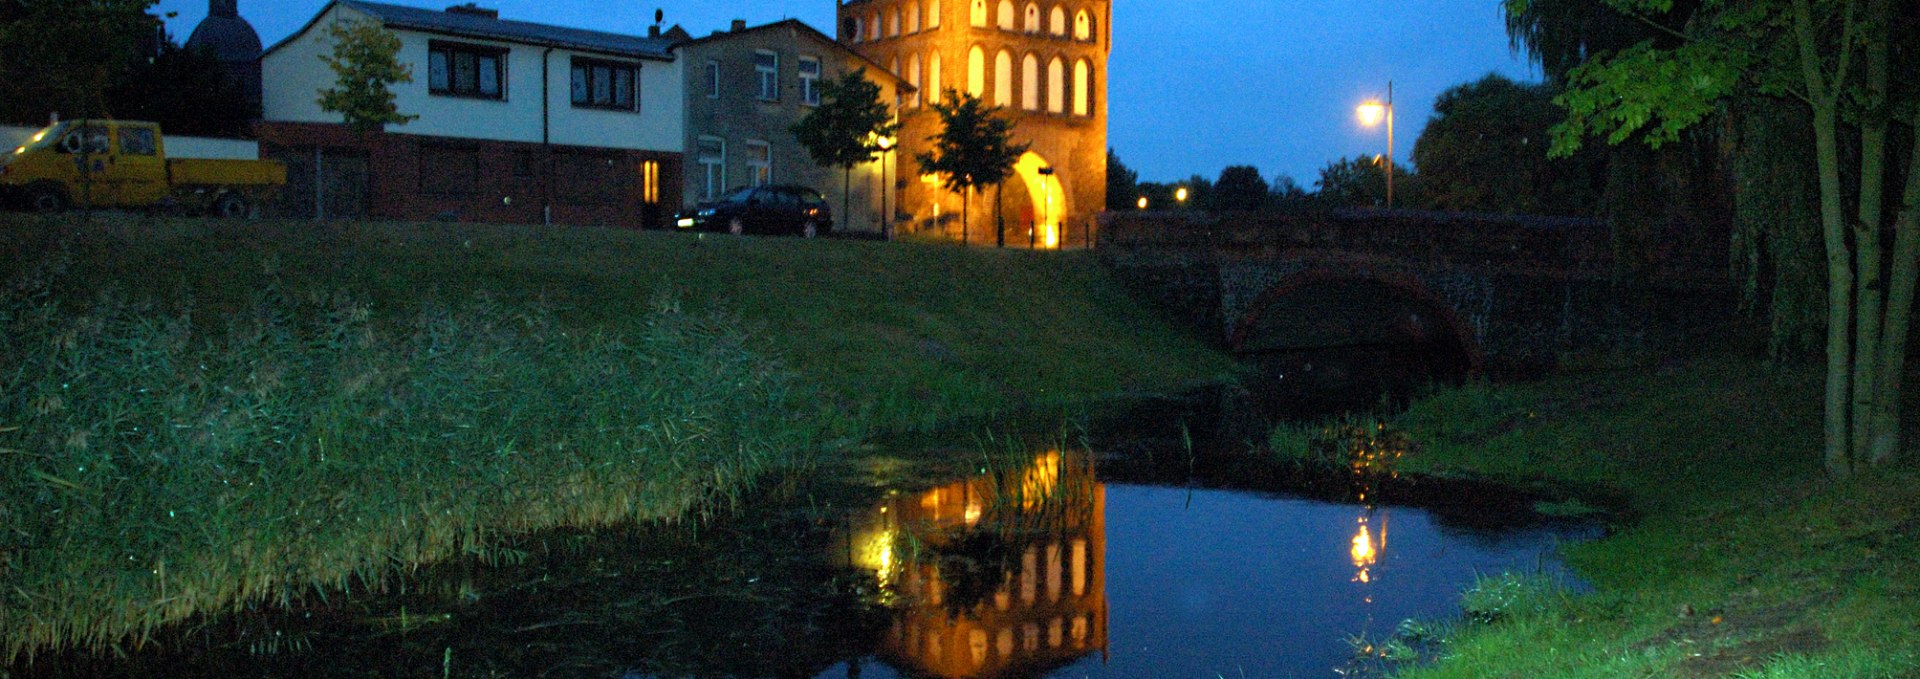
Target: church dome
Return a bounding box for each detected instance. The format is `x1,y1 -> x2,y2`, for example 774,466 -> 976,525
185,1 -> 262,64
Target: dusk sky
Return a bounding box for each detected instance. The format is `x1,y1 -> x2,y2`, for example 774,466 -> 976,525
153,0 -> 1539,187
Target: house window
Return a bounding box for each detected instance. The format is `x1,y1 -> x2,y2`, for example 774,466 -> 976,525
697,136 -> 726,201
570,57 -> 638,111
706,60 -> 720,98
745,140 -> 772,187
641,160 -> 660,204
428,41 -> 507,99
799,56 -> 822,106
754,50 -> 779,101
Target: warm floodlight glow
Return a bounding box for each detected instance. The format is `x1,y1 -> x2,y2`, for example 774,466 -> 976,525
1175,187 -> 1189,203
1136,196 -> 1148,210
875,134 -> 897,151
1357,101 -> 1387,127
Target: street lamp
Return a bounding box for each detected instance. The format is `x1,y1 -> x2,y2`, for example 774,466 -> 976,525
875,134 -> 897,238
1356,80 -> 1394,209
1136,196 -> 1148,210
1175,186 -> 1189,205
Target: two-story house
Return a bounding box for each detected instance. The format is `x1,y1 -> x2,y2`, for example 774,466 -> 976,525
674,19 -> 911,236
257,1 -> 685,228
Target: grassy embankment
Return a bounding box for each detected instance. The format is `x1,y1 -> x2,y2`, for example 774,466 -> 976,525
0,214 -> 1230,662
1291,357 -> 1920,678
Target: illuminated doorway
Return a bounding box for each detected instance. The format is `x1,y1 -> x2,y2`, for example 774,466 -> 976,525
1013,151 -> 1066,248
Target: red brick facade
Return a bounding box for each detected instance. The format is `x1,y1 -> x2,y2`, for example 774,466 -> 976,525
254,121 -> 681,229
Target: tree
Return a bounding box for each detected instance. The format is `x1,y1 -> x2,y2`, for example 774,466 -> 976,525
110,40 -> 258,137
1212,165 -> 1271,211
791,68 -> 898,236
1314,156 -> 1413,209
1269,174 -> 1313,211
1532,0 -> 1920,476
1412,73 -> 1604,215
316,18 -> 417,133
916,90 -> 1028,245
1106,149 -> 1140,210
0,0 -> 159,124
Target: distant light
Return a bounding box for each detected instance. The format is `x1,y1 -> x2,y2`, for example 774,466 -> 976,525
1136,196 -> 1148,210
1175,187 -> 1189,203
1357,101 -> 1387,127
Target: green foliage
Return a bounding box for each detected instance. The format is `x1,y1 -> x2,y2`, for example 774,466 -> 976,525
1458,573 -> 1569,625
1105,148 -> 1139,210
790,68 -> 897,171
1548,38 -> 1749,157
1314,155 -> 1413,209
915,90 -> 1030,235
1413,73 -> 1605,216
1211,165 -> 1270,211
1729,96 -> 1825,358
0,0 -> 159,124
316,19 -> 418,133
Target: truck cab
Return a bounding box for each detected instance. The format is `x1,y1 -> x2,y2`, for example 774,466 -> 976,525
2,119 -> 283,215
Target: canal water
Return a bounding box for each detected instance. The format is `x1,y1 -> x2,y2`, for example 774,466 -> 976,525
17,397 -> 1599,678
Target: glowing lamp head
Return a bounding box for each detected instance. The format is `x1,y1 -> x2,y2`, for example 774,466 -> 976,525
1136,196 -> 1148,210
1357,101 -> 1388,127
875,135 -> 897,151
1175,187 -> 1189,203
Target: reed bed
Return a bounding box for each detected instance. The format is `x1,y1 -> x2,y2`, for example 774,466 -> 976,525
0,268 -> 821,661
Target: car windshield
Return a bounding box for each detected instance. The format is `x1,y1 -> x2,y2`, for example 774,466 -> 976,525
12,122 -> 68,154
719,187 -> 757,203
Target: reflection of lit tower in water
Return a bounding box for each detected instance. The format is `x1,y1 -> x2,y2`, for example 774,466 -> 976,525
840,451 -> 1109,677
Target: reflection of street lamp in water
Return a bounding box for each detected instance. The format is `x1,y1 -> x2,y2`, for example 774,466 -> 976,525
1350,512 -> 1388,586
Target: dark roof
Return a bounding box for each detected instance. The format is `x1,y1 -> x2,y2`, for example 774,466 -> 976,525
269,1 -> 675,60
186,12 -> 264,62
672,18 -> 912,90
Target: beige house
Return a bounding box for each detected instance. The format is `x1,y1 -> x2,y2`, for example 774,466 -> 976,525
675,19 -> 912,235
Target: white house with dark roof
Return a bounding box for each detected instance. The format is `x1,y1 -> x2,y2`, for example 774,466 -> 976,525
257,1 -> 687,227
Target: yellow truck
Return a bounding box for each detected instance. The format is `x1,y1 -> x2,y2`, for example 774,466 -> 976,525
0,119 -> 285,217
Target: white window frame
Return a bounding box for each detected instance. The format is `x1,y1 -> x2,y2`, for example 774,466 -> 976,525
799,56 -> 823,106
745,140 -> 772,187
754,50 -> 779,101
697,136 -> 726,201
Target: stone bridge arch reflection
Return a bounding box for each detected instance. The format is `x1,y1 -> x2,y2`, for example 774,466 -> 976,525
837,450 -> 1109,678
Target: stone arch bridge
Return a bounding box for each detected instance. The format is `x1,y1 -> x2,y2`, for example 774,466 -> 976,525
1098,210 -> 1732,376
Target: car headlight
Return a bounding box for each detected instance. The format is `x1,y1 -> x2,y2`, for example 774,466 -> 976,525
676,217 -> 695,228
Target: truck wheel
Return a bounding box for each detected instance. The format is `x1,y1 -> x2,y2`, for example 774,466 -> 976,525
212,193 -> 250,219
25,185 -> 66,213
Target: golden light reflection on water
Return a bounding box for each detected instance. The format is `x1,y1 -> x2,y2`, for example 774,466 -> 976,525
838,449 -> 1107,678
1350,513 -> 1388,585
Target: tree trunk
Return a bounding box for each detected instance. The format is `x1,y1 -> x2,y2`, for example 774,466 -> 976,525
1849,0 -> 1892,462
1868,116 -> 1920,464
844,164 -> 853,235
962,186 -> 970,245
1796,0 -> 1856,478
995,182 -> 1006,248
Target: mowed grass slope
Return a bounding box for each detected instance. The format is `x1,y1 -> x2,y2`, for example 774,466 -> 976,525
0,214 -> 1229,662
1384,358 -> 1920,678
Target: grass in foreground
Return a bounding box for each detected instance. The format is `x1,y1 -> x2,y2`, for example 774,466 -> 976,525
0,214 -> 1229,662
1320,357 -> 1920,678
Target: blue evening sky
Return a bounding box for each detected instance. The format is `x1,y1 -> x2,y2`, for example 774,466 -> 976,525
154,0 -> 1538,186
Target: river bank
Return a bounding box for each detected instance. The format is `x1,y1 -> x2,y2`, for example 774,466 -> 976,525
0,214 -> 1232,663
1340,357 -> 1920,678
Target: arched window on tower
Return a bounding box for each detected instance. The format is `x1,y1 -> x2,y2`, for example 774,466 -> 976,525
1049,6 -> 1066,35
1021,53 -> 1038,110
845,16 -> 861,42
908,52 -> 922,106
891,55 -> 901,79
994,49 -> 1012,105
1073,9 -> 1091,40
970,0 -> 987,26
888,8 -> 901,36
1024,3 -> 1041,32
967,45 -> 985,96
930,50 -> 943,100
930,0 -> 942,27
1072,58 -> 1090,115
1046,56 -> 1064,113
870,12 -> 881,39
997,0 -> 1015,30
908,2 -> 920,32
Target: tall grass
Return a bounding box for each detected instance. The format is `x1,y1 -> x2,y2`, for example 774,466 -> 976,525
0,265 -> 821,661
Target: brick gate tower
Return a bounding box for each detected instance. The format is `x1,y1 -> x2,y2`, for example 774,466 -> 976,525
837,0 -> 1108,247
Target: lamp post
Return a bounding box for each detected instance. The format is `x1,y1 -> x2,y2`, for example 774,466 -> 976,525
875,134 -> 896,238
1356,80 -> 1394,209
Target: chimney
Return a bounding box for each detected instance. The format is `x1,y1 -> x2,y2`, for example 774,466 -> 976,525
731,19 -> 747,32
445,3 -> 499,19
648,25 -> 660,38
209,0 -> 238,18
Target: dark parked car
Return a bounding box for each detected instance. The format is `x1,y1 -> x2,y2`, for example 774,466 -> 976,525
674,185 -> 834,237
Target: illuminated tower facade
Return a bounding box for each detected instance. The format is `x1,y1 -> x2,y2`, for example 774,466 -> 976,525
837,0 -> 1109,247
